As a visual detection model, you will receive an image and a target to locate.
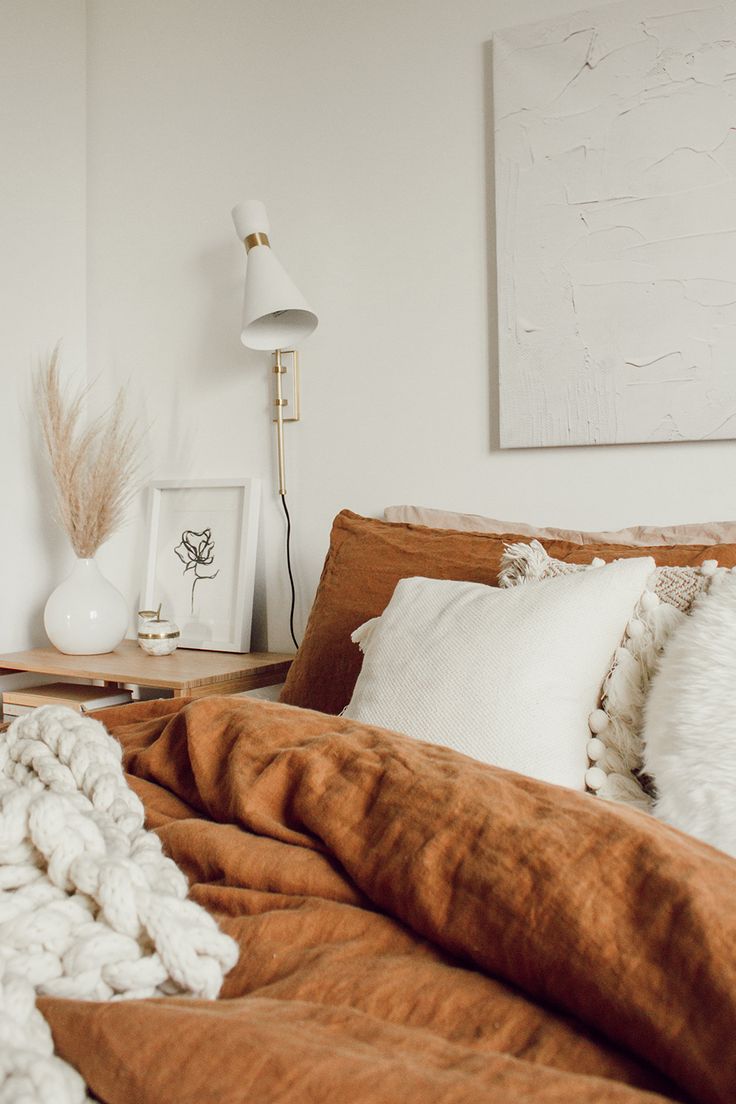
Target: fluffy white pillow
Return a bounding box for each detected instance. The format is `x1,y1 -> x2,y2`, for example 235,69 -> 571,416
344,558 -> 654,790
643,572 -> 736,856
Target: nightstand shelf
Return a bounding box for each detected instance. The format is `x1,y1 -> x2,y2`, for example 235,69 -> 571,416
0,640 -> 293,705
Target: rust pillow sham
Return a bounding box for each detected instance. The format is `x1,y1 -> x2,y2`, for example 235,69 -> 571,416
279,510 -> 736,716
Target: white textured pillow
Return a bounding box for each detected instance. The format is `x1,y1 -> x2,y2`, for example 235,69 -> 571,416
499,539 -> 717,612
643,573 -> 736,856
344,558 -> 654,791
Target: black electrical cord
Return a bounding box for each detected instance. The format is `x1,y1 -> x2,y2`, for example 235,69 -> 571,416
280,493 -> 299,650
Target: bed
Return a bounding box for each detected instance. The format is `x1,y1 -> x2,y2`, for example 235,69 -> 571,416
9,509 -> 736,1103
40,694 -> 736,1103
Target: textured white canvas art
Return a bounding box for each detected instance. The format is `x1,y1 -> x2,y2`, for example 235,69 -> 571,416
494,0 -> 736,447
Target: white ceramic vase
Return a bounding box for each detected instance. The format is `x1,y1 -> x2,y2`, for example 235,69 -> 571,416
44,557 -> 129,655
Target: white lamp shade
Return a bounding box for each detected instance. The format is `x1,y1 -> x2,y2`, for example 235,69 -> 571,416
240,246 -> 318,350
232,199 -> 318,351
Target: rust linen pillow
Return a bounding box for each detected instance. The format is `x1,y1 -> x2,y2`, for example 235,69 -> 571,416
280,510 -> 736,715
280,511 -> 520,715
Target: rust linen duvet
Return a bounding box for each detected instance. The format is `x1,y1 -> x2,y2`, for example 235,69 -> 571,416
39,696 -> 735,1104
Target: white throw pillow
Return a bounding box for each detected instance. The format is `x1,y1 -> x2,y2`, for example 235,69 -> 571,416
643,572 -> 736,856
344,558 -> 654,790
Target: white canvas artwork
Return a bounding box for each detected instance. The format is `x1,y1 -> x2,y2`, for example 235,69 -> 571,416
494,0 -> 736,447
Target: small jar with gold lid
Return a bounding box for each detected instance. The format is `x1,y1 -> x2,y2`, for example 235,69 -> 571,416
137,606 -> 180,656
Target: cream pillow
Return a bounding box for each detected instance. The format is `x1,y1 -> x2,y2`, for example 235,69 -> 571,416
344,558 -> 654,791
384,504 -> 736,547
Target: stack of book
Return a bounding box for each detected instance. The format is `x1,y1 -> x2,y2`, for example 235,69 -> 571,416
2,682 -> 133,719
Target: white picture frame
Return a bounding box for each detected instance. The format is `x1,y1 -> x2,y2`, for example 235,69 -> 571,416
141,478 -> 260,653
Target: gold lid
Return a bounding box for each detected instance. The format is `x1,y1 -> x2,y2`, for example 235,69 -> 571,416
138,629 -> 180,640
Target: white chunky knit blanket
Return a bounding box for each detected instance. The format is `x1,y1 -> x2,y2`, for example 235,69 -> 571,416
0,705 -> 239,1102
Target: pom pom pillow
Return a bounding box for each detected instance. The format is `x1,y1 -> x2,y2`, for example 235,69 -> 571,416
499,541 -> 725,808
343,558 -> 654,791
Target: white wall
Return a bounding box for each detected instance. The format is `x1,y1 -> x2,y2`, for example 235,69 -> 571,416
0,1 -> 87,656
21,0 -> 736,654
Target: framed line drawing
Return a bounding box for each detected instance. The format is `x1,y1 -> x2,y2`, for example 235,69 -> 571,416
141,478 -> 261,652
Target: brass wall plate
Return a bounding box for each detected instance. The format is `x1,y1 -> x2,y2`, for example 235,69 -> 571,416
272,349 -> 301,424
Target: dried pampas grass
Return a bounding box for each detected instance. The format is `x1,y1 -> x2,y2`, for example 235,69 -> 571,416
35,346 -> 140,558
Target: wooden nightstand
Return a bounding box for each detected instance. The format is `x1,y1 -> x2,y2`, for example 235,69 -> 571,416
0,640 -> 293,705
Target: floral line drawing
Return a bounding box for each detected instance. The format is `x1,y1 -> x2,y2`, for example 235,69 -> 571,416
174,528 -> 220,614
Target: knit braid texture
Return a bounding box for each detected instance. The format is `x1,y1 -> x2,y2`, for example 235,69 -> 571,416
0,705 -> 239,1102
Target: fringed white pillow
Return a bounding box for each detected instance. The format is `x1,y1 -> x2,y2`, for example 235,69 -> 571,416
499,541 -> 723,811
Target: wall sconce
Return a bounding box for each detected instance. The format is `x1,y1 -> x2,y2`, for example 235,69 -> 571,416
231,199 -> 318,497
232,199 -> 318,649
